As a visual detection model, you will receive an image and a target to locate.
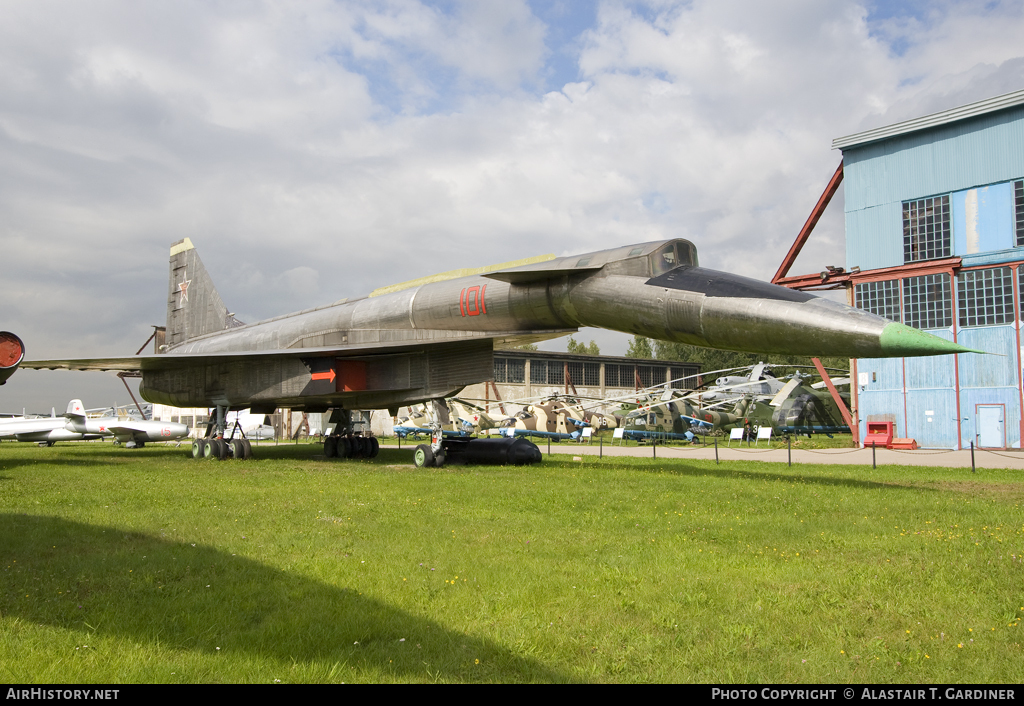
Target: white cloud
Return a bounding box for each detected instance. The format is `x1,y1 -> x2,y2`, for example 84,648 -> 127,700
3,0 -> 1024,408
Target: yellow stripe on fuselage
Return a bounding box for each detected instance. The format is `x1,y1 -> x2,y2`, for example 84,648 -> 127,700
368,253 -> 556,297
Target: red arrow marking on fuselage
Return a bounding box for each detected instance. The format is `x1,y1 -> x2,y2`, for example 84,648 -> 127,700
312,370 -> 336,383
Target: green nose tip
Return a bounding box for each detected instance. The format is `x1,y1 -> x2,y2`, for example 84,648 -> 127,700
879,322 -> 984,356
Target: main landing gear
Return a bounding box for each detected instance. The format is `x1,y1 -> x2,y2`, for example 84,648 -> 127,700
322,409 -> 380,460
189,405 -> 253,461
324,433 -> 379,459
190,437 -> 252,460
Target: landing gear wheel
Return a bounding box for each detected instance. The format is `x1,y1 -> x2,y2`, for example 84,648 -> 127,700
368,436 -> 380,458
202,439 -> 215,459
433,448 -> 446,468
324,436 -> 338,458
191,439 -> 206,459
339,437 -> 351,459
231,439 -> 245,460
414,444 -> 434,468
241,439 -> 252,460
206,438 -> 227,460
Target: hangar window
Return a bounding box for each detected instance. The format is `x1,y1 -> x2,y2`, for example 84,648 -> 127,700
855,280 -> 901,323
902,273 -> 952,330
530,359 -> 547,385
604,364 -> 622,388
903,195 -> 951,263
567,362 -> 584,386
1016,180 -> 1024,247
635,364 -> 660,388
958,267 -> 1015,327
671,365 -> 697,390
584,362 -> 600,387
547,361 -> 564,385
493,357 -> 524,384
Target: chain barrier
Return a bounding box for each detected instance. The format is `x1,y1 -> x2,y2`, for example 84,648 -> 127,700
977,447 -> 1024,460
573,440 -> 1023,466
800,447 -> 864,455
886,448 -> 956,455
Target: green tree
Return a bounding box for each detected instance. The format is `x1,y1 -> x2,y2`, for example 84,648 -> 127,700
624,335 -> 653,359
566,335 -> 600,356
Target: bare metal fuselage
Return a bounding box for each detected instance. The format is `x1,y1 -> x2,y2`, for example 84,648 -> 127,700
29,238 -> 972,413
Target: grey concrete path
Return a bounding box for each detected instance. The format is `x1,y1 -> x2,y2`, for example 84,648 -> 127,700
535,439 -> 1024,469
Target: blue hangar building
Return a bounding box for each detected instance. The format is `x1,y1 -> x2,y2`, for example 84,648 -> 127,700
832,89 -> 1024,449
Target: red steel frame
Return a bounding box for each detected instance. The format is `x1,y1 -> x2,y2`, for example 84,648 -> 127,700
772,161 -> 845,285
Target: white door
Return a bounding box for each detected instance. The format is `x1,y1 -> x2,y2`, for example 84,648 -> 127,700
977,405 -> 1004,448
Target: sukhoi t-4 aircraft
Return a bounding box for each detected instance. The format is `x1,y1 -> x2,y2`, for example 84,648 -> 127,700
23,238 -> 978,465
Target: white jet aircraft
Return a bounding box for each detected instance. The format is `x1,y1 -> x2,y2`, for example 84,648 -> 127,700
0,400 -> 190,447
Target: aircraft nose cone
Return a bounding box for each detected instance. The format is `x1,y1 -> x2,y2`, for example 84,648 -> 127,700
878,321 -> 983,356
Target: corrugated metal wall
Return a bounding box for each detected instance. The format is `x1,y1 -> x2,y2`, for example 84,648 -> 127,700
956,326 -> 1020,448
857,326 -> 1021,449
844,102 -> 1024,448
845,104 -> 1024,271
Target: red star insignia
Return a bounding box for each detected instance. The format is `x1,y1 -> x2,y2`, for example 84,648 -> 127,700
178,278 -> 191,305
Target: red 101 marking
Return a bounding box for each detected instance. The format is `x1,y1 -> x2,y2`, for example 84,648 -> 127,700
459,284 -> 487,317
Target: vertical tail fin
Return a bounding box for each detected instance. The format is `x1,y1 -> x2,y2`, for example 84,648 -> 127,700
165,239 -> 242,349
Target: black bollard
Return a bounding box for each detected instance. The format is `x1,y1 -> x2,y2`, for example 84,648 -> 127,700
714,435 -> 719,465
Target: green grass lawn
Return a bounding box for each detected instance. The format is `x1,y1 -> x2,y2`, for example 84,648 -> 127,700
0,440 -> 1021,683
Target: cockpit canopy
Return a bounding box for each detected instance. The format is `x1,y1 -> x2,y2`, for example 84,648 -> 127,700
483,238 -> 699,283
650,241 -> 698,277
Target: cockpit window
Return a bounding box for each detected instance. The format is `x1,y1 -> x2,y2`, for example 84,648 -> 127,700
650,242 -> 697,276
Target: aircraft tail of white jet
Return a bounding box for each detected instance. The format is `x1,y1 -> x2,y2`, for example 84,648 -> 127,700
165,239 -> 244,349
64,400 -> 87,431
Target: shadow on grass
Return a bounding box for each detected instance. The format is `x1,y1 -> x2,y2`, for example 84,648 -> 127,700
599,458 -> 939,493
0,513 -> 569,683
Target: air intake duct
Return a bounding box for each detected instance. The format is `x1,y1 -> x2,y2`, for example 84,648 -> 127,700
0,332 -> 25,385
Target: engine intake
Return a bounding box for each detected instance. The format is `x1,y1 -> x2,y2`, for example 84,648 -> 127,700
0,332 -> 25,385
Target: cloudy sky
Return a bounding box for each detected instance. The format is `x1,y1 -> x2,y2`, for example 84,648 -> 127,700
4,0 -> 1024,412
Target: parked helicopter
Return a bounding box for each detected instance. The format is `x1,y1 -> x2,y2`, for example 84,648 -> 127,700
497,397 -> 591,440
394,399 -> 500,438
618,364 -> 851,441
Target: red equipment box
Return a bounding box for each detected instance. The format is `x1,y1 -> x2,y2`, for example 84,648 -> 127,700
864,421 -> 894,448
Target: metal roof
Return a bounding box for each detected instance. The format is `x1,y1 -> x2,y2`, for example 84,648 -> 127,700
832,88 -> 1024,151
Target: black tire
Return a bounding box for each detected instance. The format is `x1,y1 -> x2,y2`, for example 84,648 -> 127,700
324,436 -> 338,458
434,448 -> 446,468
368,436 -> 380,458
413,444 -> 434,468
241,439 -> 252,460
202,439 -> 215,460
339,437 -> 351,459
231,439 -> 245,460
209,438 -> 227,461
191,439 -> 206,459
351,436 -> 365,459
